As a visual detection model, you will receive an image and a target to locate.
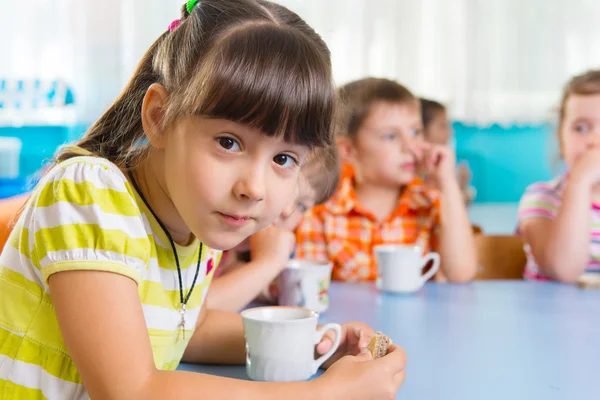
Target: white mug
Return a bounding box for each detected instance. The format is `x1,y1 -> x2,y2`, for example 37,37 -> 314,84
374,244 -> 440,293
241,306 -> 341,382
278,260 -> 333,312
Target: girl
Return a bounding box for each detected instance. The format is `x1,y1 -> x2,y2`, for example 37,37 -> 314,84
420,98 -> 475,205
518,69 -> 600,282
206,145 -> 340,311
0,1 -> 406,399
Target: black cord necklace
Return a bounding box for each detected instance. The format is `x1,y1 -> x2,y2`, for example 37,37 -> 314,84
126,164 -> 202,340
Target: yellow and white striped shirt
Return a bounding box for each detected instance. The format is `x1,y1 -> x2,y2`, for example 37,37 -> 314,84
0,156 -> 221,399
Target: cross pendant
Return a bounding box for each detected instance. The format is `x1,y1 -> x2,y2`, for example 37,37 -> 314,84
178,304 -> 186,340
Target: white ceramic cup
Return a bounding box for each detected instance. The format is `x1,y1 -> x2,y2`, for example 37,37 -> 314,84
277,260 -> 333,312
374,244 -> 440,293
241,306 -> 341,382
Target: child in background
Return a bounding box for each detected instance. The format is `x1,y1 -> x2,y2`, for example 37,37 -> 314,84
0,2 -> 407,399
296,78 -> 476,282
206,145 -> 340,311
0,194 -> 28,253
420,98 -> 475,205
518,69 -> 600,282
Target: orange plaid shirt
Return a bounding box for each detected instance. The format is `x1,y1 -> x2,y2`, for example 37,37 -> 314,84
296,166 -> 441,282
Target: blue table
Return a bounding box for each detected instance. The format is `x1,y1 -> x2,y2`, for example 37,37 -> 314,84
179,281 -> 600,399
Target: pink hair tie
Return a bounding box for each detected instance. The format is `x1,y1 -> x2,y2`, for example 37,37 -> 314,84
168,19 -> 181,32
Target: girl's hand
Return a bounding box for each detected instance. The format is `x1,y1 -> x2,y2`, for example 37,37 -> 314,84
570,146 -> 600,188
316,321 -> 374,368
314,344 -> 407,400
249,224 -> 296,271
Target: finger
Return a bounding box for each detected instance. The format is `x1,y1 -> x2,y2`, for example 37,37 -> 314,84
357,330 -> 372,350
345,324 -> 363,343
377,344 -> 407,372
430,147 -> 445,166
355,347 -> 373,361
316,337 -> 333,355
409,139 -> 428,159
393,369 -> 407,388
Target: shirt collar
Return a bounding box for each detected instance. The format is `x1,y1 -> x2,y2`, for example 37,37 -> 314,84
324,174 -> 438,217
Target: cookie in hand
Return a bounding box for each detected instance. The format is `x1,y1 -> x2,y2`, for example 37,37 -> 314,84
366,331 -> 392,359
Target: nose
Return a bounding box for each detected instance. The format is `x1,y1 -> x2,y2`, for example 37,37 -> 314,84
232,163 -> 266,202
588,132 -> 600,149
404,135 -> 424,159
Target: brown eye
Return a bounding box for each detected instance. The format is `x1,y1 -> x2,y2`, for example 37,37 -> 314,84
274,154 -> 296,167
218,137 -> 240,151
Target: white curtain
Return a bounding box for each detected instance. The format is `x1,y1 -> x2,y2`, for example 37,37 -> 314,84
1,0 -> 600,125
280,0 -> 600,125
0,0 -> 180,123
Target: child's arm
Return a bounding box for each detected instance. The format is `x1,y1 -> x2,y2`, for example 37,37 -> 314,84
424,145 -> 477,282
50,270 -> 321,399
50,269 -> 406,399
519,149 -> 600,282
437,177 -> 478,282
206,225 -> 295,311
183,306 -> 246,364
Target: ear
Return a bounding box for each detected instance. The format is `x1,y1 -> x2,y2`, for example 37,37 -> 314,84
336,136 -> 358,164
141,83 -> 169,149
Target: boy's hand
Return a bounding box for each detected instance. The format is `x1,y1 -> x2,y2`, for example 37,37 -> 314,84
419,143 -> 457,189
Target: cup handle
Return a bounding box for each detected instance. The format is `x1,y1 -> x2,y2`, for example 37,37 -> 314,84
312,323 -> 342,373
420,252 -> 440,284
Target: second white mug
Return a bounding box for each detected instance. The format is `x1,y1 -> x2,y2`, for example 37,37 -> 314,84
374,244 -> 440,293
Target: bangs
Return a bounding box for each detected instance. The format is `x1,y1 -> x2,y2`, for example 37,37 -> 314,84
174,23 -> 336,148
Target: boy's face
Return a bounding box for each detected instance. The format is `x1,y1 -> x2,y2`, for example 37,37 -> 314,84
275,173 -> 317,231
348,101 -> 423,188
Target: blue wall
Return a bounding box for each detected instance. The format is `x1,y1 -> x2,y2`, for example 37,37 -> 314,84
454,122 -> 558,203
0,125 -> 86,198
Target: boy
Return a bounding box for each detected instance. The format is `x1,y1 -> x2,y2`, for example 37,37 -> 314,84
296,78 -> 476,282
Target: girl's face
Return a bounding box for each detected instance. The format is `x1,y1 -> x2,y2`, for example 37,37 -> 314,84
230,171 -> 317,253
163,116 -> 309,251
561,94 -> 600,169
424,110 -> 452,145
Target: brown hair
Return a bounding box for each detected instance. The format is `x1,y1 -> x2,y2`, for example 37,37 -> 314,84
337,77 -> 417,141
302,144 -> 340,205
55,0 -> 336,168
420,98 -> 446,130
559,69 -> 600,129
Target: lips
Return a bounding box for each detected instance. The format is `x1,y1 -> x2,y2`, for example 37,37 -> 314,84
217,212 -> 253,227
